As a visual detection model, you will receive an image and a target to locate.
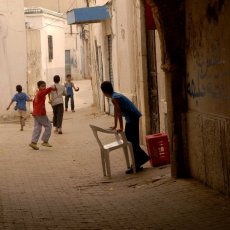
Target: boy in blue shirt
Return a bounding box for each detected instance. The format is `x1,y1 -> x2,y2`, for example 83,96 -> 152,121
101,81 -> 150,174
64,74 -> 79,112
7,85 -> 31,131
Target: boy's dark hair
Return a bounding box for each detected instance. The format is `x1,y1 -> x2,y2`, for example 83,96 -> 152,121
66,74 -> 71,78
101,81 -> 114,95
16,85 -> 22,93
37,80 -> 46,88
53,75 -> 60,83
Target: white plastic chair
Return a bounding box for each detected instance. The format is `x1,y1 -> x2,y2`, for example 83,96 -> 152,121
90,124 -> 136,178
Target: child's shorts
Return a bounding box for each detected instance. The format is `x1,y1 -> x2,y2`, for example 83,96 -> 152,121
17,110 -> 27,118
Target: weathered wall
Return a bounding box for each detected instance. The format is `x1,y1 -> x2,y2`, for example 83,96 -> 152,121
26,30 -> 42,96
0,0 -> 27,121
88,0 -> 168,143
24,0 -> 82,13
65,25 -> 82,80
25,0 -> 85,80
113,0 -> 137,97
40,15 -> 65,85
147,0 -> 188,177
25,12 -> 65,87
186,0 -> 230,193
89,0 -> 138,110
134,1 -> 167,140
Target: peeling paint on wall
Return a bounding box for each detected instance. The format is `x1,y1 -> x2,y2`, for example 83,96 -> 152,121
187,13 -> 229,100
186,0 -> 230,117
186,0 -> 230,194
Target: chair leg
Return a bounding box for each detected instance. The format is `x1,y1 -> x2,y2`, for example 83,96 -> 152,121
128,143 -> 136,173
100,149 -> 106,176
104,150 -> 111,178
123,146 -> 130,169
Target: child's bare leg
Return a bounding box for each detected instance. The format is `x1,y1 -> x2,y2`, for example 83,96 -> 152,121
20,116 -> 24,131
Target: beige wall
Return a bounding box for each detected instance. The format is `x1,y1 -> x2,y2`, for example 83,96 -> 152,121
25,11 -> 65,90
186,0 -> 230,193
26,29 -> 42,96
0,0 -> 27,120
25,0 -> 85,80
89,0 -> 138,112
89,0 -> 168,143
41,15 -> 65,85
112,0 -> 167,139
24,0 -> 83,13
65,24 -> 82,80
113,0 -> 135,96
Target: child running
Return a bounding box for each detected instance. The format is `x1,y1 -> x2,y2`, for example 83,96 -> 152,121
64,74 -> 79,112
49,75 -> 66,134
6,85 -> 31,131
29,81 -> 56,150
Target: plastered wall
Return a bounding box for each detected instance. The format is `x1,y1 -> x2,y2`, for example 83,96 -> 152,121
25,0 -> 85,81
26,30 -> 42,97
0,0 -> 27,120
25,12 -> 65,88
186,0 -> 230,193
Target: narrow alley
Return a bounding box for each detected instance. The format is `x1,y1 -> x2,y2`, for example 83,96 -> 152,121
0,80 -> 230,230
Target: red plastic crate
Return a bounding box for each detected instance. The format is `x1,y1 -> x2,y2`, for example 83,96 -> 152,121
146,133 -> 170,167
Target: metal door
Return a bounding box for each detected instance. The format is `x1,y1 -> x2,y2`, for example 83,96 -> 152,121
65,50 -> 71,76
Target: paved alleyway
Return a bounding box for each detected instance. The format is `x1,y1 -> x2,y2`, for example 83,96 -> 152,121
0,80 -> 230,230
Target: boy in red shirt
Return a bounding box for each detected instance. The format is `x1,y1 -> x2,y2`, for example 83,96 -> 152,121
29,81 -> 56,150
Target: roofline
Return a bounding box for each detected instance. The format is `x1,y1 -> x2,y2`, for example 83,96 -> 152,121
24,7 -> 66,19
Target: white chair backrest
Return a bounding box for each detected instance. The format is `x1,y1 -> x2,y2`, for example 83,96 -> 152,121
89,124 -> 128,149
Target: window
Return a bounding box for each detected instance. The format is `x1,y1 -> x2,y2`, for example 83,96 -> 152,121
48,35 -> 53,61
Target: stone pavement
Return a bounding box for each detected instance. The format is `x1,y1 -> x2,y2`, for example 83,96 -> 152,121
0,80 -> 230,230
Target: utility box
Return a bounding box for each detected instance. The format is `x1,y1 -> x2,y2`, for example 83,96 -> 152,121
146,133 -> 170,167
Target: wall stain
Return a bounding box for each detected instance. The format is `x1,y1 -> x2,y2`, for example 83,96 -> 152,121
186,5 -> 228,101
206,0 -> 225,23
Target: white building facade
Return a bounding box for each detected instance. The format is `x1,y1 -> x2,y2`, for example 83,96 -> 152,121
25,8 -> 65,96
0,0 -> 27,120
68,0 -> 167,142
24,0 -> 90,80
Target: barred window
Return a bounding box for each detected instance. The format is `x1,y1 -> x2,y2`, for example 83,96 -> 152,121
48,35 -> 53,61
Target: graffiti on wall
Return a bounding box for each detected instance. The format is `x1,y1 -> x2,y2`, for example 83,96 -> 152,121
187,70 -> 230,100
187,11 -> 229,101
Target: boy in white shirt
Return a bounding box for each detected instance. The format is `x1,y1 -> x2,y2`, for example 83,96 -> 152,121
49,75 -> 66,134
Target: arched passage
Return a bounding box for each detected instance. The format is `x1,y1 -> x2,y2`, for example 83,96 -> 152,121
146,0 -> 189,178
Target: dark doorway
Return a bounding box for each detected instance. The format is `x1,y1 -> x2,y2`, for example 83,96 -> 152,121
145,3 -> 160,134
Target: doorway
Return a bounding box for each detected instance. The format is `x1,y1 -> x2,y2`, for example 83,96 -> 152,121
65,50 -> 71,76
